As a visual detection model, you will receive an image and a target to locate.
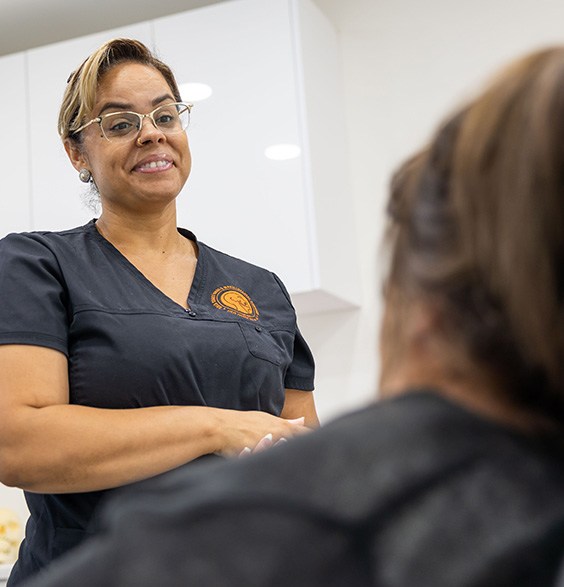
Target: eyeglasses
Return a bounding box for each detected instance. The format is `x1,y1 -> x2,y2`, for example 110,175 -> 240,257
74,102 -> 192,142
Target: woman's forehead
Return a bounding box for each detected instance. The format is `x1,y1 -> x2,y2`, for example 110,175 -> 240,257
94,62 -> 172,108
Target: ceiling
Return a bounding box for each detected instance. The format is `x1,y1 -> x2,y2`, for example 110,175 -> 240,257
0,0 -> 369,57
0,0 -> 223,56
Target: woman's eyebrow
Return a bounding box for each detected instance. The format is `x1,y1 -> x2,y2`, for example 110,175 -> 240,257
152,93 -> 176,106
97,101 -> 133,115
97,94 -> 176,116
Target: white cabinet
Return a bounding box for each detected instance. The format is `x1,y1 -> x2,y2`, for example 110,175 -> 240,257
0,52 -> 31,238
4,0 -> 358,313
154,0 -> 312,291
154,0 -> 359,312
26,23 -> 153,232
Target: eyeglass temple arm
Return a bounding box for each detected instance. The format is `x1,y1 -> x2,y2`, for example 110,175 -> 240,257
73,117 -> 100,134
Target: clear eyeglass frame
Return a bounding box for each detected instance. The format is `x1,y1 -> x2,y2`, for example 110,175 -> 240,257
73,102 -> 193,142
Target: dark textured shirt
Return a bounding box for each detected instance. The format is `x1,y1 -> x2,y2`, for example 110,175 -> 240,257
23,391 -> 564,586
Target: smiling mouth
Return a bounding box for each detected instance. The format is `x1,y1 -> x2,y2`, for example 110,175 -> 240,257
135,160 -> 173,173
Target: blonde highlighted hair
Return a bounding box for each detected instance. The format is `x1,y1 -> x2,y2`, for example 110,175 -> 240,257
58,38 -> 182,142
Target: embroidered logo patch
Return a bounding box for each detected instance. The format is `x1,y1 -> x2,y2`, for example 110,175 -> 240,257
211,286 -> 259,321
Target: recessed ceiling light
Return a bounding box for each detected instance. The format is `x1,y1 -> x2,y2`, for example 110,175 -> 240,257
179,82 -> 213,102
264,144 -> 301,161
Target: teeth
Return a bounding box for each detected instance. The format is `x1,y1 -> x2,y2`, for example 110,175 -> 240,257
140,160 -> 169,169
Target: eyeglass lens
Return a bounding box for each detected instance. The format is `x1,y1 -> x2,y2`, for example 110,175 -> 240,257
101,103 -> 190,140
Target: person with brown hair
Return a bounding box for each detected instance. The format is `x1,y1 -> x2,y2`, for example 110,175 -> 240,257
20,44 -> 564,587
0,38 -> 318,586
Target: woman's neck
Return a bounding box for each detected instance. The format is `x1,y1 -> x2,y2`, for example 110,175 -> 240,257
95,205 -> 188,258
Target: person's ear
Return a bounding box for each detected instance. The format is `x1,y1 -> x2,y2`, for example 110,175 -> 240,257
64,139 -> 89,173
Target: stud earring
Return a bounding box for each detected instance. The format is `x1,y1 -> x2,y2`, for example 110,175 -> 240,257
79,168 -> 91,183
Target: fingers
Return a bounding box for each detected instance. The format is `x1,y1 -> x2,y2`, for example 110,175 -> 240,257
238,433 -> 289,458
283,416 -> 311,438
285,417 -> 305,426
222,410 -> 311,458
238,434 -> 272,458
254,433 -> 273,452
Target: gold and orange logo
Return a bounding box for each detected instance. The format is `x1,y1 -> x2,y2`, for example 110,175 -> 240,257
211,286 -> 259,321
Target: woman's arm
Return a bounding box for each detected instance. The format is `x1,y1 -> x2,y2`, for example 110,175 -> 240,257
281,389 -> 320,428
0,345 -> 308,494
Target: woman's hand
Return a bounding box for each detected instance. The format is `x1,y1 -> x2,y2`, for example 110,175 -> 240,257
238,419 -> 302,457
213,410 -> 310,457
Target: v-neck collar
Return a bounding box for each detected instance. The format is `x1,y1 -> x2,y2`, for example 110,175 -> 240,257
85,219 -> 205,313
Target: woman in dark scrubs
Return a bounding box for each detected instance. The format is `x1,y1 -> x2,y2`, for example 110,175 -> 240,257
0,38 -> 318,585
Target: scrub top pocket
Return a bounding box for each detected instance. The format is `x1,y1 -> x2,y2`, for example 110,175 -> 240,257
238,322 -> 285,366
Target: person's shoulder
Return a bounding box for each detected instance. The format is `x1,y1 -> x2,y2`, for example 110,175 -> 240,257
0,223 -> 99,277
185,231 -> 293,307
231,391 -> 564,512
323,389 -> 564,466
197,238 -> 274,277
178,228 -> 273,275
1,222 -> 94,250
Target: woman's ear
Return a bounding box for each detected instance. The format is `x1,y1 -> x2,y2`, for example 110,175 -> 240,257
64,139 -> 88,172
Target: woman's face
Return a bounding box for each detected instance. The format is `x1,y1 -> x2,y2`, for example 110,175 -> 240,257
67,62 -> 191,212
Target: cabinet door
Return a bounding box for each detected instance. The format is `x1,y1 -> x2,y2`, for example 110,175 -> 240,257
27,23 -> 153,232
153,0 -> 316,294
0,52 -> 31,237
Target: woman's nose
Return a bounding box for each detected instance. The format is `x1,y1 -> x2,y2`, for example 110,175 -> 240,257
135,115 -> 165,146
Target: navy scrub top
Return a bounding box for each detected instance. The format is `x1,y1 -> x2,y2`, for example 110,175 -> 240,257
0,220 -> 315,585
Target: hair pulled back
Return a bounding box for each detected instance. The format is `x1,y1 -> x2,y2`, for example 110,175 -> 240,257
388,47 -> 564,419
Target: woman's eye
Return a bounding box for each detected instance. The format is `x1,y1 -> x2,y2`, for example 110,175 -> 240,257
102,115 -> 138,136
156,114 -> 175,125
108,120 -> 134,133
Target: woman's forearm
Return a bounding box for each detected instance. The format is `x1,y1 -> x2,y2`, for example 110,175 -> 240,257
0,345 -> 309,494
1,403 -> 223,493
1,402 -> 309,494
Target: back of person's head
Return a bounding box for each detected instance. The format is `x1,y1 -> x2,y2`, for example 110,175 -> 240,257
59,38 -> 182,143
385,46 -> 564,422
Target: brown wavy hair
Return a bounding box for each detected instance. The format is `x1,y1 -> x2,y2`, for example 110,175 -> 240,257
387,47 -> 564,419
